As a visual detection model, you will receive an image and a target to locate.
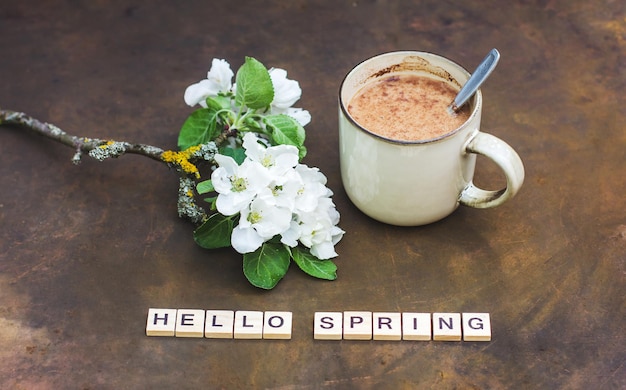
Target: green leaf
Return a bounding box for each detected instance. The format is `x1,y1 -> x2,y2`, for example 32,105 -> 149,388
219,146 -> 247,165
243,242 -> 291,289
196,180 -> 214,195
205,96 -> 232,111
243,116 -> 263,132
296,144 -> 307,160
193,213 -> 234,249
235,57 -> 274,110
203,196 -> 218,210
291,247 -> 337,280
178,108 -> 219,150
263,114 -> 307,159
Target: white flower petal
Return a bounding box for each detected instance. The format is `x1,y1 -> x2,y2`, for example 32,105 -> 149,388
330,226 -> 345,245
207,58 -> 234,93
184,79 -> 214,107
242,132 -> 266,162
280,221 -> 301,247
239,160 -> 273,191
211,155 -> 239,193
231,225 -> 264,254
211,153 -> 273,216
242,132 -> 299,175
283,107 -> 311,127
214,153 -> 239,170
183,59 -> 234,108
310,241 -> 339,260
269,68 -> 302,109
245,197 -> 292,239
211,171 -> 234,198
215,191 -> 255,216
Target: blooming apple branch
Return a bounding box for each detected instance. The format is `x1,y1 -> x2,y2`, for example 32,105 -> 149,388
0,56 -> 344,290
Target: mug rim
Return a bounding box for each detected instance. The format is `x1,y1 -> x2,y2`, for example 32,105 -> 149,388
339,50 -> 482,145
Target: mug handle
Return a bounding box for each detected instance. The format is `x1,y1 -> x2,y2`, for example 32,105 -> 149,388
459,132 -> 525,208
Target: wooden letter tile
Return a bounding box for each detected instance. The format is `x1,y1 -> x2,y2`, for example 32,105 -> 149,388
263,311 -> 293,340
205,310 -> 235,339
343,311 -> 372,340
402,312 -> 432,341
175,309 -> 206,338
462,313 -> 491,341
373,312 -> 402,341
314,312 -> 343,340
146,308 -> 177,337
234,311 -> 264,339
432,313 -> 462,341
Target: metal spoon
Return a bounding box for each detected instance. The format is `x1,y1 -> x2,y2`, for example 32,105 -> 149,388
447,48 -> 500,115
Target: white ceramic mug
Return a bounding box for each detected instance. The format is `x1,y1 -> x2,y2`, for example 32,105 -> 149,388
338,51 -> 525,226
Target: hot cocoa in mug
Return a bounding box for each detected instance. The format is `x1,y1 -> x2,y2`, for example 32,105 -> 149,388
338,51 -> 525,226
347,74 -> 470,141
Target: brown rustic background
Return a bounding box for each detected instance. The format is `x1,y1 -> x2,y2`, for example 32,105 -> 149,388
1,1 -> 624,388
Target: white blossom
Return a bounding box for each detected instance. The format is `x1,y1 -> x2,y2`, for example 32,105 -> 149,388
259,170 -> 302,212
242,132 -> 299,176
280,220 -> 302,248
231,197 -> 292,253
211,154 -> 272,216
282,107 -> 311,127
184,58 -> 234,107
267,68 -> 312,126
269,68 -> 301,109
210,133 -> 343,259
230,224 -> 264,254
293,164 -> 331,213
296,198 -> 345,259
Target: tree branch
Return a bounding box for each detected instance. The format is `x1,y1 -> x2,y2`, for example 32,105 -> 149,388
0,108 -> 165,164
0,108 -> 218,224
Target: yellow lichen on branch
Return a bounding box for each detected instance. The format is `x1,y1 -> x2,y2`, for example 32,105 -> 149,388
99,140 -> 116,149
161,145 -> 203,178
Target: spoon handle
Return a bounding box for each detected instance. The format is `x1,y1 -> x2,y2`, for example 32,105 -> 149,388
448,48 -> 500,114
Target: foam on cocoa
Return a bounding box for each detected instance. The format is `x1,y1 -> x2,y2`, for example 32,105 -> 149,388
348,74 -> 470,141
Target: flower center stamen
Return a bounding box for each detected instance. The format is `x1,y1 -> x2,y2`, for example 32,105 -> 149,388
261,155 -> 273,167
231,176 -> 247,192
248,211 -> 263,224
271,185 -> 283,196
